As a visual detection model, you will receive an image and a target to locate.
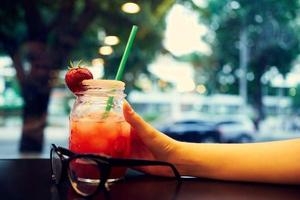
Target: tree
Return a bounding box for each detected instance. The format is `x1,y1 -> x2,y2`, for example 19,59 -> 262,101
0,0 -> 175,152
292,85 -> 300,112
186,0 -> 300,120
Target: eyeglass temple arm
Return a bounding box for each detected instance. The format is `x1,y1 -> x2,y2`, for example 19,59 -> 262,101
52,144 -> 76,157
107,158 -> 181,179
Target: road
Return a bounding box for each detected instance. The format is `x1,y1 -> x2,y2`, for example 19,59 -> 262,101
0,126 -> 68,158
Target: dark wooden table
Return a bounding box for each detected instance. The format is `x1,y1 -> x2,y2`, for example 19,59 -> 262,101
0,159 -> 299,200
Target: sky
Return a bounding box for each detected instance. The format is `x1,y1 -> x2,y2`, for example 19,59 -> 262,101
163,4 -> 211,56
149,4 -> 212,92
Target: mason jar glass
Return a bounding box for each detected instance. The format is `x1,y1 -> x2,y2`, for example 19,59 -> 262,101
69,79 -> 131,178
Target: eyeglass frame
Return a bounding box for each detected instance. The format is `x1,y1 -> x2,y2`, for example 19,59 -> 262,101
50,144 -> 181,197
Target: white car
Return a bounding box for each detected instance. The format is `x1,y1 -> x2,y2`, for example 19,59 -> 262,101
216,116 -> 256,143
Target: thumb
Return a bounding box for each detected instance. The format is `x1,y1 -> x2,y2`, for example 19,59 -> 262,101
123,100 -> 158,139
123,101 -> 176,160
123,101 -> 174,149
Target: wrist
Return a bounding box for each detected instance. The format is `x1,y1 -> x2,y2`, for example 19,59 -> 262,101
169,141 -> 195,176
170,142 -> 216,178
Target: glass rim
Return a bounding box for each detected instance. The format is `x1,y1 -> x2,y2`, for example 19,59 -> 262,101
82,79 -> 125,90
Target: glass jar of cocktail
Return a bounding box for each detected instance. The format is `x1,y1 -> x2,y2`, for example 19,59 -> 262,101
69,79 -> 131,179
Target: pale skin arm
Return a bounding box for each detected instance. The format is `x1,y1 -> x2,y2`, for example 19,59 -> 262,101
123,101 -> 300,184
177,140 -> 300,184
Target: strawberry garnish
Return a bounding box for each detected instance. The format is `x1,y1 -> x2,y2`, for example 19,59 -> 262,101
65,61 -> 93,93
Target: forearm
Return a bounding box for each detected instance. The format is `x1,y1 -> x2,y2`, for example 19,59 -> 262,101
173,139 -> 300,184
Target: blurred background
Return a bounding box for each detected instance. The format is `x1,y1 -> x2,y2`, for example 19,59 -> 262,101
1,0 -> 300,157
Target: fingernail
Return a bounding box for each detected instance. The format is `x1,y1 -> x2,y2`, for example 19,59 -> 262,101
124,101 -> 134,114
127,104 -> 134,114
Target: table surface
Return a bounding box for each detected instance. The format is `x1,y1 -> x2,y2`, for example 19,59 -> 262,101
0,159 -> 299,200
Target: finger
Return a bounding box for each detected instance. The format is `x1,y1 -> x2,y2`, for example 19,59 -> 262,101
123,101 -> 178,161
123,100 -> 158,139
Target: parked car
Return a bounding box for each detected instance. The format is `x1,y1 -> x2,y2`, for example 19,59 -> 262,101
215,117 -> 256,143
158,119 -> 221,143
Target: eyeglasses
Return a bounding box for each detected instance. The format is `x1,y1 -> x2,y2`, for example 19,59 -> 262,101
50,144 -> 181,197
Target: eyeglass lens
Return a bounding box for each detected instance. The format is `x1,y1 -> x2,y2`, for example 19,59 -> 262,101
68,158 -> 101,196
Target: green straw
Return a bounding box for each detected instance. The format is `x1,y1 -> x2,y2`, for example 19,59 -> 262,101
104,25 -> 138,116
115,25 -> 138,81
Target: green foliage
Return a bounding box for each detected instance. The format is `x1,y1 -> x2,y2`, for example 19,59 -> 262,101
182,0 -> 300,80
0,0 -> 174,79
178,0 -> 300,118
292,85 -> 300,110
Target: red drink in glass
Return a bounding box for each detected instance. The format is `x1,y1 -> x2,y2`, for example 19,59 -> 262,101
69,112 -> 131,178
68,80 -> 130,179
